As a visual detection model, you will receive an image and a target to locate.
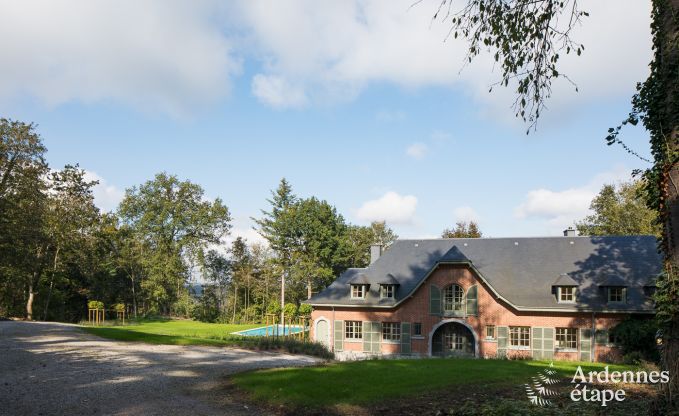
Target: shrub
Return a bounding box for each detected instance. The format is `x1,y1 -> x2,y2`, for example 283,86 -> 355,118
298,304 -> 312,316
114,303 -> 125,312
610,318 -> 660,363
283,303 -> 298,318
87,300 -> 104,309
266,301 -> 281,316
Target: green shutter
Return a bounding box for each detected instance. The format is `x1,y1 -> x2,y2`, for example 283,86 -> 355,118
622,287 -> 628,304
363,321 -> 381,353
532,327 -> 543,359
430,285 -> 441,315
401,322 -> 411,354
334,320 -> 344,352
466,285 -> 478,316
580,328 -> 592,362
497,326 -> 508,358
362,321 -> 371,352
543,328 -> 554,359
532,327 -> 554,360
595,329 -> 608,345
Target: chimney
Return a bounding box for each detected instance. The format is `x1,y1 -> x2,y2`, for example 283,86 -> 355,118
370,244 -> 383,264
563,227 -> 576,237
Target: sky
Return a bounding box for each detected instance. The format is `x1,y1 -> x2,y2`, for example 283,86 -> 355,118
1,0 -> 655,244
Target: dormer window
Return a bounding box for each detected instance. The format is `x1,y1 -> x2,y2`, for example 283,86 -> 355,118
351,284 -> 369,299
380,284 -> 395,299
607,287 -> 626,303
557,286 -> 576,303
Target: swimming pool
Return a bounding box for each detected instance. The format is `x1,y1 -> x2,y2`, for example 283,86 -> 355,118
231,324 -> 307,337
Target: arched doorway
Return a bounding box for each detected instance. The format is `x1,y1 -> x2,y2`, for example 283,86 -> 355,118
430,320 -> 477,357
315,318 -> 329,348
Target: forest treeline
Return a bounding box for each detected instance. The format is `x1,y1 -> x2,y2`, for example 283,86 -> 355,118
0,119 -> 397,323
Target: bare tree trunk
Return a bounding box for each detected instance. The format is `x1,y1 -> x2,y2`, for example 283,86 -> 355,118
280,272 -> 285,325
307,278 -> 312,300
232,284 -> 237,324
26,281 -> 35,321
43,246 -> 60,321
130,273 -> 138,318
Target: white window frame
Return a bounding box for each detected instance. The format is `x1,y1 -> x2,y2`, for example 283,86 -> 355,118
485,325 -> 496,340
555,327 -> 578,351
557,286 -> 576,303
443,284 -> 464,312
382,322 -> 401,342
345,321 -> 362,340
509,326 -> 531,349
380,284 -> 395,299
351,284 -> 368,299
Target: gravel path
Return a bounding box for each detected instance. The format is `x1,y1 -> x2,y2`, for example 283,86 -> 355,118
0,321 -> 321,416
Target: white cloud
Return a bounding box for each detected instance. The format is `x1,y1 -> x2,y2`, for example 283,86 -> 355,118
514,167 -> 631,229
251,74 -> 308,109
405,142 -> 428,160
0,0 -> 240,116
83,171 -> 125,213
234,0 -> 651,120
453,206 -> 480,223
356,191 -> 418,224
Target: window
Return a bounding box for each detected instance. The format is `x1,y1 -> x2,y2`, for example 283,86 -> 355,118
443,284 -> 464,312
558,286 -> 576,303
509,326 -> 530,348
555,328 -> 578,349
444,332 -> 464,351
380,284 -> 395,299
486,325 -> 496,340
382,322 -> 401,341
351,284 -> 368,299
413,322 -> 422,336
345,321 -> 362,339
608,287 -> 626,303
608,332 -> 620,346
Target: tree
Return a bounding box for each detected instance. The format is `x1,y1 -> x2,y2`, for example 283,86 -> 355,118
576,180 -> 661,237
253,178 -> 297,322
0,119 -> 50,320
118,172 -> 231,314
41,165 -> 100,320
428,0 -> 679,405
441,221 -> 483,238
346,221 -> 398,267
287,197 -> 350,301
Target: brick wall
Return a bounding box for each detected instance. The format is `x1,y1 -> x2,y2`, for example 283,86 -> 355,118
311,264 -> 633,362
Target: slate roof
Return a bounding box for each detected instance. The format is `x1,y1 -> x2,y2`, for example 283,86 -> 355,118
305,236 -> 662,312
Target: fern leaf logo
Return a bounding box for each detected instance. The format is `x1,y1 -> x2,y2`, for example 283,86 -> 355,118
525,362 -> 561,406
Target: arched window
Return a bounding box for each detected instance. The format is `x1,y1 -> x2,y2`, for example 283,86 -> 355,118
443,284 -> 464,312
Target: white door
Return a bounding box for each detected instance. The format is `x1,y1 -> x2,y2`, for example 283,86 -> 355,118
315,319 -> 329,347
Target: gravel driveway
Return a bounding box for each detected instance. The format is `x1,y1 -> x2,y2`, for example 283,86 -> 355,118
0,321 -> 321,416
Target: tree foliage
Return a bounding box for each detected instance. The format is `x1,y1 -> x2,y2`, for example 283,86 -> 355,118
442,221 -> 483,238
430,0 -> 587,130
575,179 -> 661,237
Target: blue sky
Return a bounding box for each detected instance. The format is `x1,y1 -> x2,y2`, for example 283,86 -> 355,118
1,1 -> 654,243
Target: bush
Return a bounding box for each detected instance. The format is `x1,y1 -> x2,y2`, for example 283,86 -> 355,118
283,303 -> 298,318
87,300 -> 104,309
266,301 -> 281,316
298,304 -> 312,316
610,318 -> 660,363
113,303 -> 125,312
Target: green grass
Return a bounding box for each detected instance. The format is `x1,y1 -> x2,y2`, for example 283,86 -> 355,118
82,319 -> 261,346
81,319 -> 333,358
232,359 -> 636,408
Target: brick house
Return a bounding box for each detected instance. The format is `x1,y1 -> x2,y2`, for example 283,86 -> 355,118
305,231 -> 661,361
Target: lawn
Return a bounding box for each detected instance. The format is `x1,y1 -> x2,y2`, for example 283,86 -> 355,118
232,359 -> 639,409
82,319 -> 261,346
